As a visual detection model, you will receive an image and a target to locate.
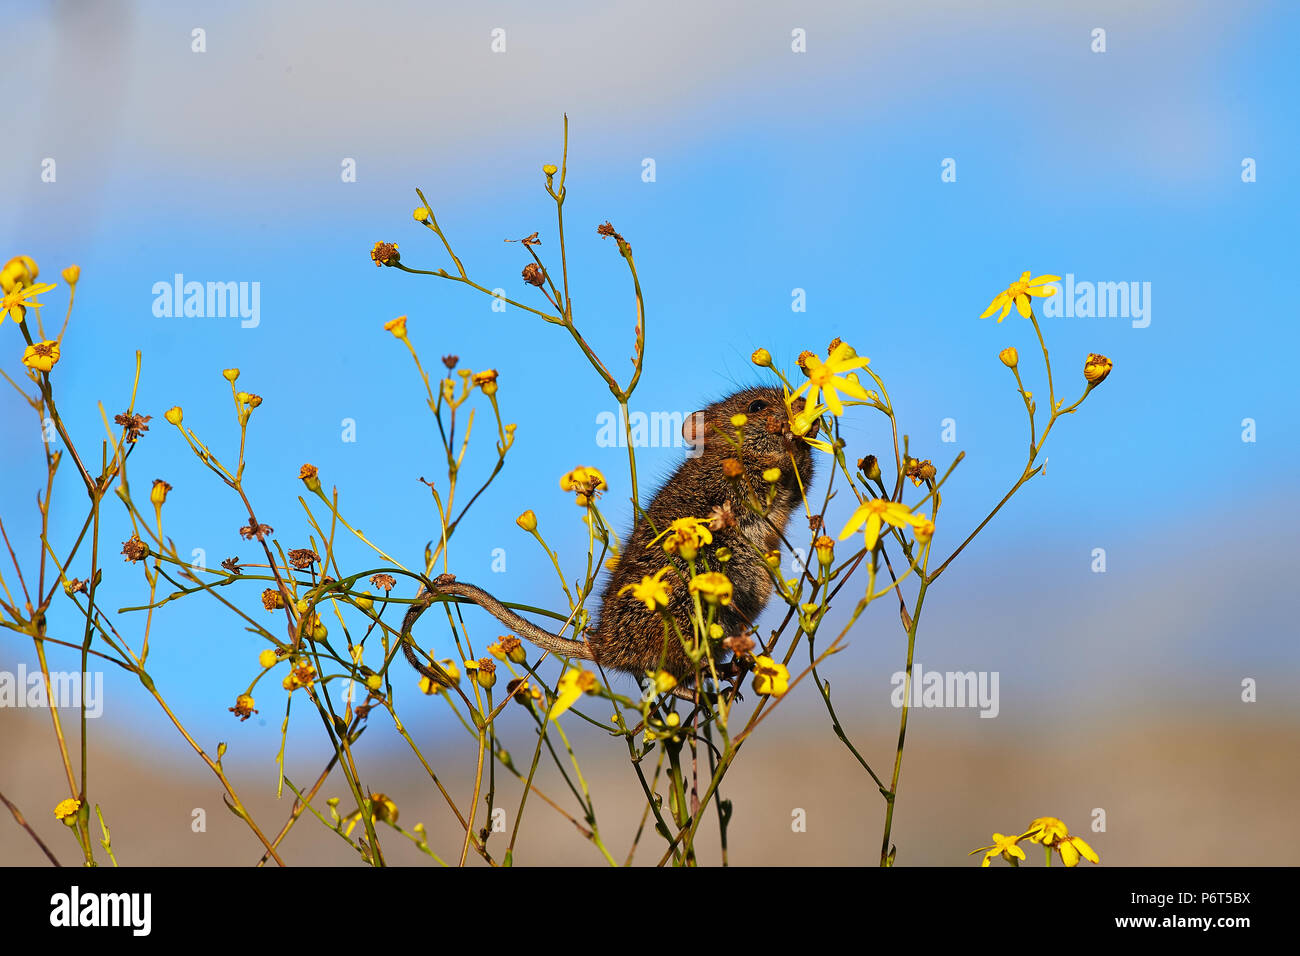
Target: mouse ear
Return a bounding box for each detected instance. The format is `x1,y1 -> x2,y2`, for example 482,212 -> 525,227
681,410 -> 706,454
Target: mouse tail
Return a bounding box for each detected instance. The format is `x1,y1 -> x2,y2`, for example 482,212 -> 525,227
400,575 -> 594,683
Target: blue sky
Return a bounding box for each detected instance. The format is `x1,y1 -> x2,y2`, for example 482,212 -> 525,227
2,0 -> 1297,757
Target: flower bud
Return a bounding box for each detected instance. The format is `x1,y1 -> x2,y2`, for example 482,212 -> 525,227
298,463 -> 321,493
474,657 -> 497,689
223,368 -> 240,382
499,636 -> 527,665
516,509 -> 537,532
413,206 -> 430,222
543,164 -> 558,176
814,535 -> 834,567
1083,353 -> 1113,384
751,348 -> 772,367
149,479 -> 172,507
164,406 -> 183,425
0,256 -> 38,293
999,346 -> 1018,369
54,798 -> 81,826
258,649 -> 278,668
61,264 -> 80,285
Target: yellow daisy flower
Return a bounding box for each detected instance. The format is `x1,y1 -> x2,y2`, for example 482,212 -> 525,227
560,466 -> 607,506
619,566 -> 673,611
54,798 -> 81,824
2,281 -> 55,325
751,655 -> 790,697
838,498 -> 929,550
791,341 -> 872,416
648,516 -> 713,560
21,339 -> 61,372
1023,816 -> 1070,846
970,832 -> 1026,867
688,571 -> 733,606
979,271 -> 1060,322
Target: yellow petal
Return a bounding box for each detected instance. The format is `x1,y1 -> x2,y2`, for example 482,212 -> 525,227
1015,294 -> 1031,318
979,294 -> 1007,319
839,504 -> 869,540
863,513 -> 882,550
998,298 -> 1013,321
1071,836 -> 1099,864
547,686 -> 582,720
1028,274 -> 1061,285
1059,841 -> 1080,867
818,386 -> 841,417
828,374 -> 870,402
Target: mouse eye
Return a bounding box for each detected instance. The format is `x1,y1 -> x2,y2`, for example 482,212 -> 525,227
747,400 -> 768,413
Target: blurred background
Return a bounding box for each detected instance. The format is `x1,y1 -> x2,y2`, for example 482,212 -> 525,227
1,0 -> 1296,865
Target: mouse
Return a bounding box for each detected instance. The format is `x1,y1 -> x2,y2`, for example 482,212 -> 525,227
400,385 -> 816,698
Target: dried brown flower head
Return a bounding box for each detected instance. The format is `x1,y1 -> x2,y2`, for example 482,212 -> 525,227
240,522 -> 273,541
506,677 -> 538,708
521,263 -> 546,287
370,573 -> 396,591
121,535 -> 149,563
905,458 -> 937,485
221,557 -> 243,575
261,588 -> 284,611
441,355 -> 459,370
722,632 -> 756,657
288,548 -> 320,570
721,458 -> 744,479
229,695 -> 258,721
708,501 -> 737,531
114,412 -> 152,442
